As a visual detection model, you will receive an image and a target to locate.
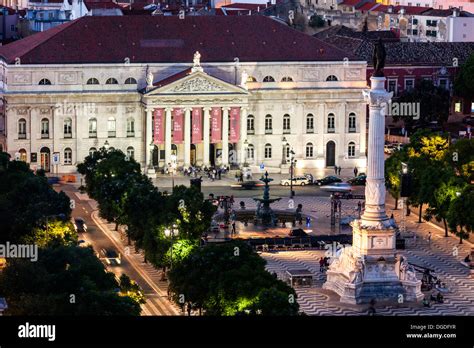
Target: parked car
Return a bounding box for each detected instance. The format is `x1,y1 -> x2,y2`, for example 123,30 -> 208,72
288,228 -> 309,237
231,180 -> 264,190
280,176 -> 310,186
99,248 -> 121,265
73,218 -> 87,232
348,174 -> 367,186
314,175 -> 342,186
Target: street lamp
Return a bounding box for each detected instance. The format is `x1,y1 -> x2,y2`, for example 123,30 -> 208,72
243,139 -> 249,167
148,141 -> 154,169
104,140 -> 110,151
281,136 -> 288,165
289,149 -> 296,198
164,224 -> 178,269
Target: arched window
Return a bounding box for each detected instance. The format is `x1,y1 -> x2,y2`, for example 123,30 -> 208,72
348,112 -> 356,133
306,142 -> 314,158
64,117 -> 72,138
127,117 -> 135,137
326,75 -> 338,81
306,113 -> 314,133
247,115 -> 255,134
41,118 -> 49,138
18,118 -> 27,139
64,147 -> 72,165
19,148 -> 27,162
106,78 -> 118,85
263,76 -> 275,82
264,143 -> 272,159
246,144 -> 254,160
327,113 -> 335,133
87,78 -> 99,85
265,114 -> 272,134
108,116 -> 116,137
283,114 -> 291,133
89,118 -> 97,137
348,142 -> 356,158
89,147 -> 97,157
127,146 -> 135,160
246,76 -> 257,83
125,77 -> 137,84
39,78 -> 51,85
281,76 -> 293,82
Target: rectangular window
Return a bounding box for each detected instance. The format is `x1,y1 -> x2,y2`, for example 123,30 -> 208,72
283,118 -> 290,133
64,151 -> 72,165
405,78 -> 415,91
412,29 -> 418,35
454,102 -> 462,113
327,116 -> 335,133
388,79 -> 397,95
438,78 -> 448,90
306,117 -> 314,133
247,118 -> 254,134
306,146 -> 313,158
265,118 -> 272,134
264,147 -> 272,159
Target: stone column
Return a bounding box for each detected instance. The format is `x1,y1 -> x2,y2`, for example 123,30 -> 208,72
240,107 -> 247,166
203,107 -> 210,167
145,108 -> 153,171
222,107 -> 229,165
361,77 -> 393,226
165,107 -> 172,166
184,107 -> 191,167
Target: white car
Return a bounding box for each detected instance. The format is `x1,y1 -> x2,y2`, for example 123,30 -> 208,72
280,176 -> 310,186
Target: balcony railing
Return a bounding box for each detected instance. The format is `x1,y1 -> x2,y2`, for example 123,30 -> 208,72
247,129 -> 255,135
306,128 -> 314,134
64,133 -> 72,138
89,131 -> 97,138
41,133 -> 49,139
283,129 -> 291,134
348,128 -> 356,133
265,129 -> 273,134
108,131 -> 116,138
18,133 -> 27,139
127,131 -> 135,137
327,128 -> 335,133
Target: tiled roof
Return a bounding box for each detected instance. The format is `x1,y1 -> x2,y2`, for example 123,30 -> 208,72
221,3 -> 264,10
0,15 -> 353,64
340,0 -> 364,6
85,0 -> 123,10
357,2 -> 380,11
420,8 -> 473,17
314,25 -> 398,41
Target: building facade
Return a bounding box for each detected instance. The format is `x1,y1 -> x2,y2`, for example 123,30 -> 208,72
0,15 -> 368,175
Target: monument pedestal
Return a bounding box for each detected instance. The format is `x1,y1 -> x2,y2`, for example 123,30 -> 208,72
147,167 -> 156,179
323,219 -> 423,304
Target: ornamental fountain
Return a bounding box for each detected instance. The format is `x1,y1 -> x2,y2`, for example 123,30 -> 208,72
253,171 -> 281,226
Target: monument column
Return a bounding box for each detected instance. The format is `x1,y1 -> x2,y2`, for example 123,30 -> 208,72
184,107 -> 191,167
222,107 -> 229,165
203,107 -> 211,167
165,107 -> 172,166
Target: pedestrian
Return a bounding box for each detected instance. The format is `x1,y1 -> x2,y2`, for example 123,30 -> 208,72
231,220 -> 236,234
427,232 -> 432,246
354,166 -> 358,177
334,166 -> 337,175
218,169 -> 222,180
187,303 -> 192,316
239,172 -> 244,183
319,257 -> 325,272
338,166 -> 341,176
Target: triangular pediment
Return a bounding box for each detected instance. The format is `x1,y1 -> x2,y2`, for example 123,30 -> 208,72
144,70 -> 249,96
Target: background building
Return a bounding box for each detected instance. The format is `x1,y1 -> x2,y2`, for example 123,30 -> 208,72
0,15 -> 368,174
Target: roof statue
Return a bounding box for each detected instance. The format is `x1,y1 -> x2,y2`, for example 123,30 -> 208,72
146,66 -> 154,88
372,39 -> 386,77
192,51 -> 203,72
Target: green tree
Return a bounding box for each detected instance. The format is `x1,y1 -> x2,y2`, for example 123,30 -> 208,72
168,241 -> 299,316
447,185 -> 474,244
448,138 -> 474,183
454,53 -> 474,100
0,245 -> 141,315
309,15 -> 325,28
385,149 -> 408,209
26,219 -> 78,247
395,80 -> 451,130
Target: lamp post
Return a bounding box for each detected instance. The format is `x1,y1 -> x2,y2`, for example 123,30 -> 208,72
243,139 -> 248,167
281,136 -> 288,165
289,149 -> 295,198
170,154 -> 177,191
148,141 -> 154,169
104,140 -> 110,151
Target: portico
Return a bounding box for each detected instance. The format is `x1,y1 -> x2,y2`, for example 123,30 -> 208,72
142,66 -> 249,172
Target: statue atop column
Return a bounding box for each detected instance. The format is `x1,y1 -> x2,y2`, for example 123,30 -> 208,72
372,39 -> 386,77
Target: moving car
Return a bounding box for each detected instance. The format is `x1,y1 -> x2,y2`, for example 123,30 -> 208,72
73,217 -> 87,232
288,228 -> 309,237
280,176 -> 310,186
320,182 -> 352,193
348,174 -> 367,186
314,175 -> 342,186
99,248 -> 121,265
231,180 -> 264,190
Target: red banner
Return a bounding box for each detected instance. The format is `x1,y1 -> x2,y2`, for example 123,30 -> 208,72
173,108 -> 184,144
192,107 -> 202,144
153,108 -> 164,144
229,107 -> 240,143
211,107 -> 222,144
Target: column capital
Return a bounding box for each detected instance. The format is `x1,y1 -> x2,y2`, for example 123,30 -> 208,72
183,107 -> 193,113
222,107 -> 231,112
145,108 -> 154,113
203,106 -> 212,112
165,107 -> 173,113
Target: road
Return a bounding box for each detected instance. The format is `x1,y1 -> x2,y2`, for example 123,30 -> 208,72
56,183 -> 180,316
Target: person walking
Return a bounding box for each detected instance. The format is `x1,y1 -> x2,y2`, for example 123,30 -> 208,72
319,257 -> 325,272
334,166 -> 338,175
231,220 -> 236,235
427,231 -> 432,246
338,166 -> 341,176
354,166 -> 358,177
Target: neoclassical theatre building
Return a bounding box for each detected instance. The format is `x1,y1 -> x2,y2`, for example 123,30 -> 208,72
0,16 -> 368,175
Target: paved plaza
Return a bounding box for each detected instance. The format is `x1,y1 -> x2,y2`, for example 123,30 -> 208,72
261,203 -> 474,316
